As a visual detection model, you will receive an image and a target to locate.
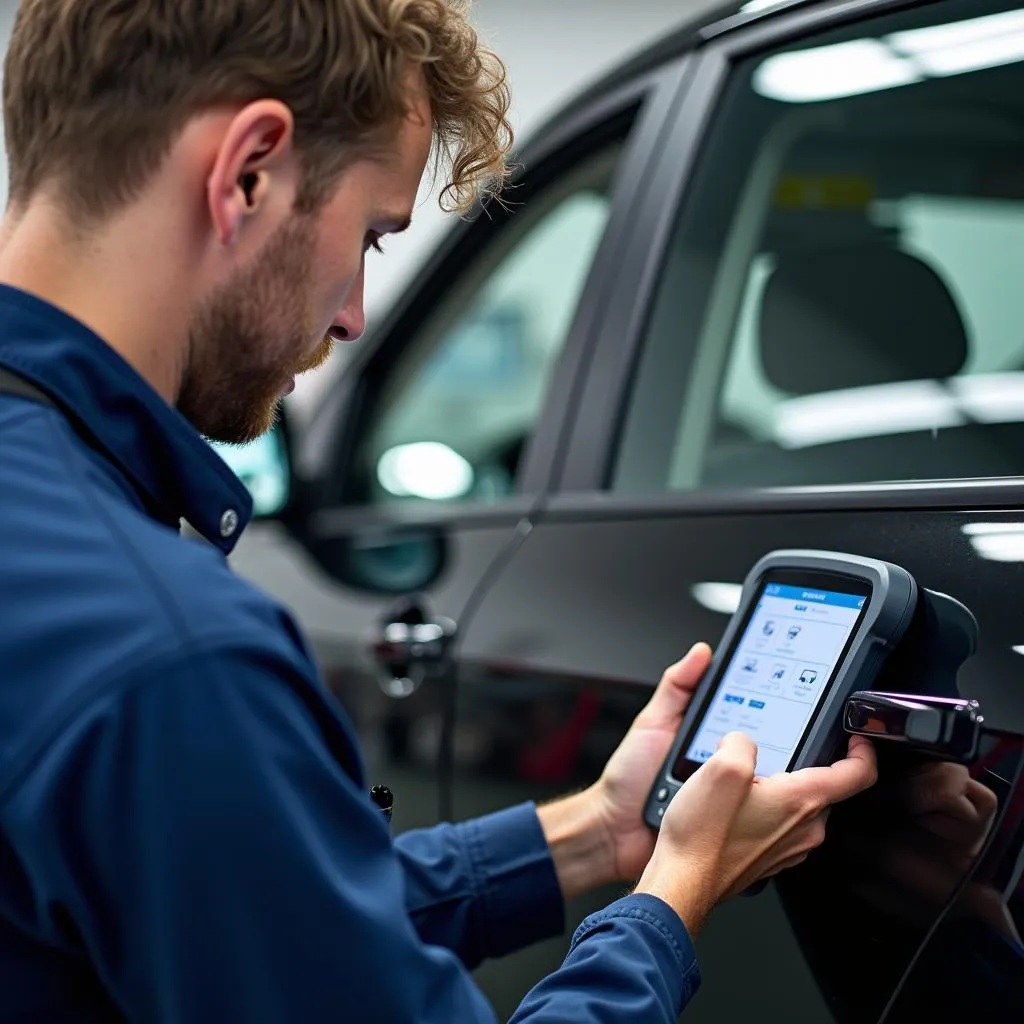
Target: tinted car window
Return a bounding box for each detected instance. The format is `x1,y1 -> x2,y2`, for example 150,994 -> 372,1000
615,0 -> 1024,494
353,142 -> 625,507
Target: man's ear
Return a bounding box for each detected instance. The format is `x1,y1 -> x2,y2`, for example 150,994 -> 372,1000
207,100 -> 296,247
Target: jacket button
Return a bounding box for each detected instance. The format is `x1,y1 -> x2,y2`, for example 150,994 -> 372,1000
219,509 -> 239,538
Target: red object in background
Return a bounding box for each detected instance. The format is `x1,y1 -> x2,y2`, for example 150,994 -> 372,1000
517,691 -> 602,783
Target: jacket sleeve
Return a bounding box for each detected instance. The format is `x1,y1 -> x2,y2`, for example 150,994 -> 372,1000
8,641 -> 701,1023
394,804 -> 565,968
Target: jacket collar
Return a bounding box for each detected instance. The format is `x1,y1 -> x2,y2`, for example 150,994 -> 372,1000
0,285 -> 253,553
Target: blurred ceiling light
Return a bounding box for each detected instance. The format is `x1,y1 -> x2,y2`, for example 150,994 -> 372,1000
377,442 -> 474,501
962,522 -> 1024,563
1013,646 -> 1024,656
773,374 -> 1024,449
953,373 -> 1024,422
754,39 -> 921,103
691,582 -> 744,615
891,8 -> 1024,51
889,9 -> 1024,74
755,9 -> 1024,104
909,31 -> 1024,76
741,0 -> 786,12
774,380 -> 963,449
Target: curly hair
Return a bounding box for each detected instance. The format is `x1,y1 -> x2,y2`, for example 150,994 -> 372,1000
3,0 -> 513,221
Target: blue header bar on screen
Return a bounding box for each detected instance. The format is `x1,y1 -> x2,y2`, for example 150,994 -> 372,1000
763,583 -> 866,609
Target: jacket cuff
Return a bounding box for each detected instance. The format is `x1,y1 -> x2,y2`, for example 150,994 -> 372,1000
461,801 -> 565,959
572,893 -> 702,1011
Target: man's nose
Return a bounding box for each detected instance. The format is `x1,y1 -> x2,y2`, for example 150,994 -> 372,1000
333,265 -> 366,342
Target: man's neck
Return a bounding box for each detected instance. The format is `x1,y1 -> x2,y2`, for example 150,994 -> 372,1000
0,199 -> 192,404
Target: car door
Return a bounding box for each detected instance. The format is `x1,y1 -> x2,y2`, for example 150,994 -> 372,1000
455,0 -> 1024,1019
227,61 -> 686,833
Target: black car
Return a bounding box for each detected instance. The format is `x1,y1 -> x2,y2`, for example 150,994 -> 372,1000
227,0 -> 1024,1018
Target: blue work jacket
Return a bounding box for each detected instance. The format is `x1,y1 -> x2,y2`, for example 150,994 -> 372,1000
0,285 -> 700,1022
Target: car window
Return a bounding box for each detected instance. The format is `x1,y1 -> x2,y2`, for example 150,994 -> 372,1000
351,139 -> 628,507
614,0 -> 1024,495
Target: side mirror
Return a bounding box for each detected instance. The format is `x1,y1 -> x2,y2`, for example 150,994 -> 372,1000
209,414 -> 292,520
304,525 -> 449,596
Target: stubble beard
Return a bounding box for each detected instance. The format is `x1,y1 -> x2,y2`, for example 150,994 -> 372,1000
178,217 -> 335,445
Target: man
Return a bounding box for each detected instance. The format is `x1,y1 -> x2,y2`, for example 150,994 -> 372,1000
0,2 -> 877,1021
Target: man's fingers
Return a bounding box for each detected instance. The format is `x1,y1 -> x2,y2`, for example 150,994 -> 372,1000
791,735 -> 879,809
709,731 -> 758,780
762,851 -> 811,878
642,643 -> 712,723
679,732 -> 757,829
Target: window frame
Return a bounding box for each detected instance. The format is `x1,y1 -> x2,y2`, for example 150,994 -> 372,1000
553,0 -> 1024,512
294,61 -> 688,521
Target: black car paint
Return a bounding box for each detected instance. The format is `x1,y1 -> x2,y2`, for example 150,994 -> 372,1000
457,499 -> 1024,1017
253,0 -> 1024,1019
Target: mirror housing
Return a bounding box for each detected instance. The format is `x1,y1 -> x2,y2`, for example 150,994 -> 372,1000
302,523 -> 449,596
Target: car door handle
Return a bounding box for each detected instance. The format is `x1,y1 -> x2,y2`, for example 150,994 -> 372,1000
844,690 -> 1008,763
373,597 -> 457,699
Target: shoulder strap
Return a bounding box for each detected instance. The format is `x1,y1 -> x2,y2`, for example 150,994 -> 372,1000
0,366 -> 56,408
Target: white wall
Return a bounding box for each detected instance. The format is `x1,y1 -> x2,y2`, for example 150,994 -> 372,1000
0,0 -> 729,414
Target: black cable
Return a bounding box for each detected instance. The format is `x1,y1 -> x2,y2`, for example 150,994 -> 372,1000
436,517 -> 535,823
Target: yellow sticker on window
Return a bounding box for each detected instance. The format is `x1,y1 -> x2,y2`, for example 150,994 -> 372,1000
774,175 -> 875,210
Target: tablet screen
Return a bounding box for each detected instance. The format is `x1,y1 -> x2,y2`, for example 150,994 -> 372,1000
673,573 -> 870,780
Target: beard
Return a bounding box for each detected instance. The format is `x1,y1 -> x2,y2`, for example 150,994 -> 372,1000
177,216 -> 335,445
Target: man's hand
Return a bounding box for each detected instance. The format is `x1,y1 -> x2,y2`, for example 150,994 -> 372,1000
636,731 -> 878,936
594,643 -> 713,880
537,644 -> 711,901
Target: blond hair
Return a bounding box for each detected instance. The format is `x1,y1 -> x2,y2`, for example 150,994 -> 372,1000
3,0 -> 513,220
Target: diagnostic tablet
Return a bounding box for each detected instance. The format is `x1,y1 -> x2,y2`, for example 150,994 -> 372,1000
645,550 -> 917,830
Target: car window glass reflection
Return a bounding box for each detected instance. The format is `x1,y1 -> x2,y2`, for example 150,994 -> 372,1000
354,143 -> 625,508
615,0 -> 1024,495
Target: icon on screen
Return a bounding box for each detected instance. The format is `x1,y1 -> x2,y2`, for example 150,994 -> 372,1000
762,620 -> 776,637
799,669 -> 818,685
787,626 -> 802,640
724,694 -> 745,705
771,664 -> 786,681
743,658 -> 759,673
794,604 -> 808,613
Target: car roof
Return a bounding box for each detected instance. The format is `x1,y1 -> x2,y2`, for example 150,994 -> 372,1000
528,0 -> 817,141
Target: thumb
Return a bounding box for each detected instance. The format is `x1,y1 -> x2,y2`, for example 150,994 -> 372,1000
686,731 -> 758,801
643,643 -> 712,725
698,731 -> 758,812
712,731 -> 758,776
665,731 -> 757,841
